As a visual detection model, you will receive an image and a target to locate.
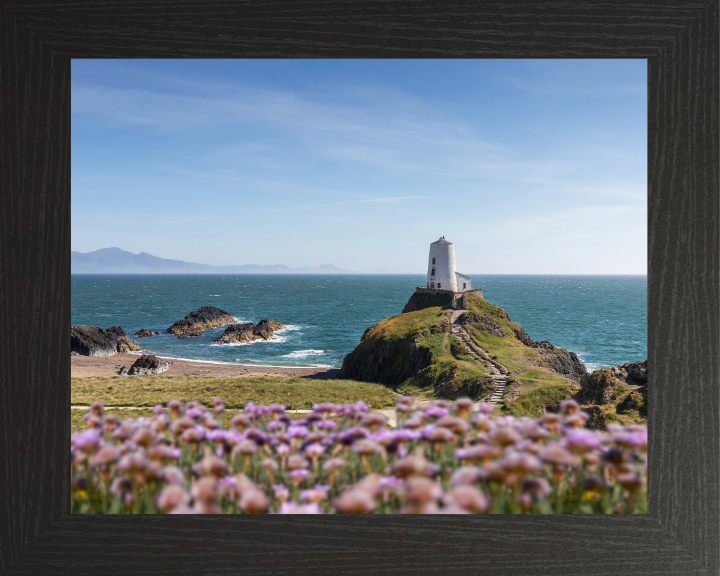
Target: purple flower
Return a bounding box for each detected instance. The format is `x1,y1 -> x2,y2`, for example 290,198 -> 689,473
206,430 -> 227,442
319,420 -> 336,430
371,431 -> 395,446
300,485 -> 330,502
304,443 -> 325,458
379,476 -> 403,491
153,404 -> 164,415
273,484 -> 289,501
276,443 -> 290,457
354,401 -> 370,413
479,403 -> 494,414
313,403 -> 337,414
278,502 -> 322,514
565,429 -> 602,453
74,430 -> 102,454
613,430 -> 647,450
288,469 -> 310,481
288,426 -> 309,439
186,407 -> 203,419
425,406 -> 449,419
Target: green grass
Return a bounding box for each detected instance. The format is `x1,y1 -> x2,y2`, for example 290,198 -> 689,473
71,375 -> 399,412
413,326 -> 493,398
460,293 -> 577,417
71,406 -> 312,432
500,382 -> 572,418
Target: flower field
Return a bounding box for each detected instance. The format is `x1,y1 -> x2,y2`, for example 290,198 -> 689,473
71,397 -> 647,514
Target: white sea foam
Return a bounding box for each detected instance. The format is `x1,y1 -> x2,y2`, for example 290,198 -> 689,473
281,349 -> 325,359
210,334 -> 287,347
276,324 -> 301,332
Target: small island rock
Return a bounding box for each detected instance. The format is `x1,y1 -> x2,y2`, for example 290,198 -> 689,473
134,329 -> 154,338
168,306 -> 235,337
213,319 -> 286,344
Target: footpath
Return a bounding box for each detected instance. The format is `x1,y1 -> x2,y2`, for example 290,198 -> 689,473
450,310 -> 508,405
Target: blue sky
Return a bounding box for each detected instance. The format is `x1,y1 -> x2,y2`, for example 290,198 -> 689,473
71,59 -> 647,273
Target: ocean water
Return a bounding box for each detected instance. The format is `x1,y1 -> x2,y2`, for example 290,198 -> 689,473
71,275 -> 647,371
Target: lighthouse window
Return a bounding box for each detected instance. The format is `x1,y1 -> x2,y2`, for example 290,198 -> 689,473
432,258 -> 435,265
431,283 -> 434,289
463,283 -> 466,289
438,283 -> 441,288
431,268 -> 435,276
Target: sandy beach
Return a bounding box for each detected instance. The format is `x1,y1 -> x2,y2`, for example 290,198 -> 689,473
71,353 -> 340,380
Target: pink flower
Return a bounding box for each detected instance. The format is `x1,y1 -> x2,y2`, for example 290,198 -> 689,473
288,469 -> 310,481
278,502 -> 322,514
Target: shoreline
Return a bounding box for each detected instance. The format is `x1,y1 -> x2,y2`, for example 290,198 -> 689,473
71,353 -> 341,380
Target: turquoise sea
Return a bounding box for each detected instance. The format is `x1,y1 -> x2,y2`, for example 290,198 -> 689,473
71,275 -> 647,371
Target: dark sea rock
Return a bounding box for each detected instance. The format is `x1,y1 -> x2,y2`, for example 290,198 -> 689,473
134,329 -> 154,338
213,319 -> 286,344
402,290 -> 454,313
71,325 -> 117,357
534,342 -> 588,381
576,360 -> 647,405
610,360 -> 647,385
154,331 -> 160,335
127,354 -> 173,375
168,306 -> 235,336
106,326 -> 127,339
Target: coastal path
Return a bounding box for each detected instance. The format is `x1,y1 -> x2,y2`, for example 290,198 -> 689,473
450,310 -> 509,405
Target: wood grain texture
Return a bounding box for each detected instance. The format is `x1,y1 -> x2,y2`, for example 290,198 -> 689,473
0,1 -> 717,574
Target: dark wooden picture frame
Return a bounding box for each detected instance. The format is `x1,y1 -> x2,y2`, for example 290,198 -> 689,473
1,2 -> 717,574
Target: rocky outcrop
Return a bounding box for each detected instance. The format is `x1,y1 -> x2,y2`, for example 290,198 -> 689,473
609,360 -> 647,386
402,290 -> 454,313
577,368 -> 614,404
134,329 -> 154,338
71,325 -> 118,357
103,326 -> 141,352
106,326 -> 127,339
338,314 -> 451,385
167,306 -> 234,337
116,336 -> 141,353
126,354 -> 173,375
576,360 -> 647,405
533,342 -> 587,381
213,319 -> 286,344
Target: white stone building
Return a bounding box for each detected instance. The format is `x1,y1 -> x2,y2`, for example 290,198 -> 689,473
426,237 -> 472,292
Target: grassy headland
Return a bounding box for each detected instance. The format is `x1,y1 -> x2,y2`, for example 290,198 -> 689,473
72,375 -> 398,413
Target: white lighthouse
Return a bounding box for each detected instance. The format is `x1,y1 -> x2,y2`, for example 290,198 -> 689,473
426,236 -> 472,292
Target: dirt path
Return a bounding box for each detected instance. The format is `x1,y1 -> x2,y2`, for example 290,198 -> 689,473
451,310 -> 508,405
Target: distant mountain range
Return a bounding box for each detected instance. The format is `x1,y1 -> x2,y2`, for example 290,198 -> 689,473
71,248 -> 405,275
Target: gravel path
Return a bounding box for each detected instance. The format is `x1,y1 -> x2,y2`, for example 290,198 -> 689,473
451,310 -> 508,405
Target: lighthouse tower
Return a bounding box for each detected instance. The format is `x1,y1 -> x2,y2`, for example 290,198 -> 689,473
427,236 -> 457,291
426,237 -> 472,292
